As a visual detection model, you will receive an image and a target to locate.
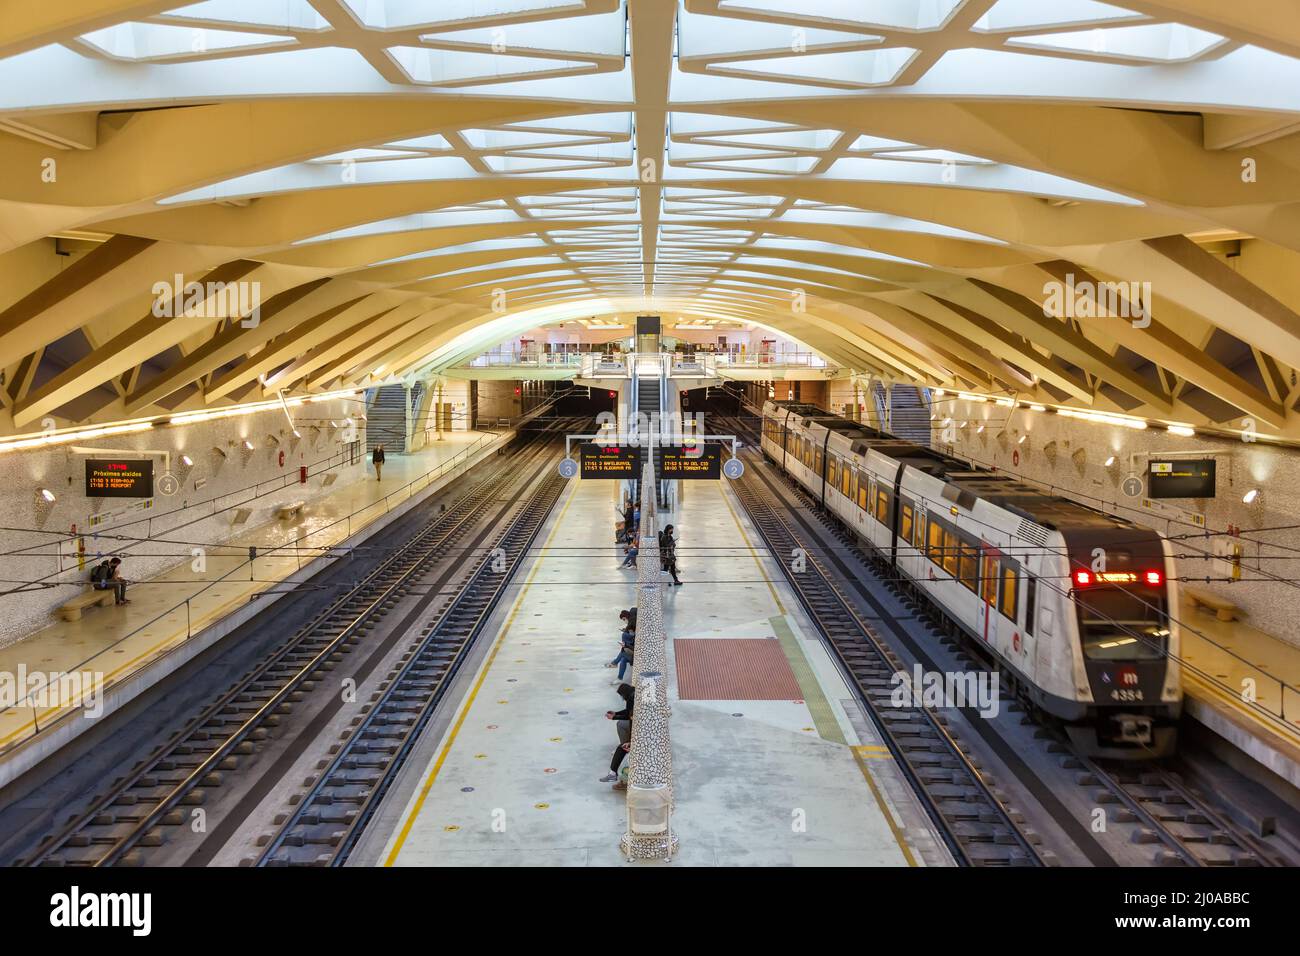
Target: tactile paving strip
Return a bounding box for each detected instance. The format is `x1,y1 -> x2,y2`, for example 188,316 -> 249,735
675,638 -> 803,700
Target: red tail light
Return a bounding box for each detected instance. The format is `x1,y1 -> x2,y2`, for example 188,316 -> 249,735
1144,569 -> 1163,586
1074,569 -> 1091,587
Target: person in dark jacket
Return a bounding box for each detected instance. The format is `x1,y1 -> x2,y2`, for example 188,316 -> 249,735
600,683 -> 636,783
372,443 -> 386,481
91,556 -> 129,604
659,524 -> 682,585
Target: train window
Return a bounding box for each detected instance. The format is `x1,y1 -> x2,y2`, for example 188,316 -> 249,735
1077,591 -> 1168,661
915,513 -> 926,552
859,479 -> 869,512
959,541 -> 978,591
900,504 -> 913,543
850,469 -> 859,504
1024,575 -> 1036,636
828,456 -> 838,488
1000,566 -> 1018,619
875,489 -> 889,523
981,554 -> 998,603
943,529 -> 960,577
815,448 -> 823,474
928,520 -> 944,566
840,465 -> 851,497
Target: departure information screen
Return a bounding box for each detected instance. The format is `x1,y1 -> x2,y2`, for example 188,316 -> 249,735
1147,459 -> 1216,498
86,459 -> 154,498
659,443 -> 723,479
579,443 -> 640,478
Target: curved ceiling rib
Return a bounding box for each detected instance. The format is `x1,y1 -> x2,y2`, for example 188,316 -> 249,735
1,0 -> 1299,438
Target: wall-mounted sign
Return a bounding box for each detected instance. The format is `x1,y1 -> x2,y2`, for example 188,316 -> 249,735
579,443 -> 640,478
660,443 -> 722,479
1147,459 -> 1215,499
85,459 -> 154,498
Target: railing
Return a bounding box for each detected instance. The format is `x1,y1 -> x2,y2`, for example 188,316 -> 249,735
581,353 -> 630,378
463,349 -> 587,369
632,352 -> 668,379
0,429 -> 513,758
714,350 -> 830,368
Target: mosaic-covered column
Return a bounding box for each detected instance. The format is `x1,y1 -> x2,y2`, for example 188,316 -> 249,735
621,461 -> 677,859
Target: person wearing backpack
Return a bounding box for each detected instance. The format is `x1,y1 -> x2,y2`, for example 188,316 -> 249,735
90,557 -> 129,604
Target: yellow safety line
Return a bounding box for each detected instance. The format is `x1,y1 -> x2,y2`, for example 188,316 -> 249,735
0,448 -> 497,748
382,480 -> 581,866
718,480 -> 786,614
723,475 -> 917,866
850,746 -> 918,867
1182,671 -> 1300,749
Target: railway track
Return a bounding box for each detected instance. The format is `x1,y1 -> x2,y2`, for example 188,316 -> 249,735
730,461 -> 1047,866
740,442 -> 1286,868
23,422 -> 581,867
256,459 -> 569,865
1078,759 -> 1284,867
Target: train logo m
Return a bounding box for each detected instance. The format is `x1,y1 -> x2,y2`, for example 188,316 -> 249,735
1119,667 -> 1139,687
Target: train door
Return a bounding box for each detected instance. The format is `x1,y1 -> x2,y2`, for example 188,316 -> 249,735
978,542 -> 1000,646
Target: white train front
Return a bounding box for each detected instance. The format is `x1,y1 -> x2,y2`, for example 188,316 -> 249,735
761,400 -> 1181,758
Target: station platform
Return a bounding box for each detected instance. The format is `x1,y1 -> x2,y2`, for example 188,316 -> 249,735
0,430 -> 511,782
359,474 -> 939,867
1177,596 -> 1300,790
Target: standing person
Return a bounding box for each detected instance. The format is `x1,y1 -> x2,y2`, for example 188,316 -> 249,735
660,524 -> 682,586
372,443 -> 385,481
600,683 -> 635,783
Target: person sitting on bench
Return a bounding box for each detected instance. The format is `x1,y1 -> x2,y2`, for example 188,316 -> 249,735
90,557 -> 129,605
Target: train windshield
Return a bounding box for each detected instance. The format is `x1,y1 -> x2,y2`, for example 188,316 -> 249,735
1075,589 -> 1168,661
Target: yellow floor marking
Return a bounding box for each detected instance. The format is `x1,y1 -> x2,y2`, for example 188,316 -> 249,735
724,477 -> 916,866
382,481 -> 581,866
718,481 -> 786,614
850,746 -> 918,867
1,441 -> 506,749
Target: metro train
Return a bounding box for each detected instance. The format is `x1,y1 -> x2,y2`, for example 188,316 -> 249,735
761,400 -> 1181,757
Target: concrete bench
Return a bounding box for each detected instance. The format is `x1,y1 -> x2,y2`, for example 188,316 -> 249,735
1186,586 -> 1240,622
57,587 -> 116,622
275,500 -> 306,521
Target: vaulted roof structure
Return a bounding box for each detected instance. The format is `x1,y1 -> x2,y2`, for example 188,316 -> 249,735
4,0 -> 1300,436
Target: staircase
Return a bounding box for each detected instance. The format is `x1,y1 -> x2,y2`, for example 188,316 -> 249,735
889,384 -> 932,446
366,384 -> 408,452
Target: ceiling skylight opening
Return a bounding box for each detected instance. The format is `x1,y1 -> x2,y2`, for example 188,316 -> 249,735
79,21 -> 293,60
1006,22 -> 1227,62
972,0 -> 1144,34
715,0 -> 965,32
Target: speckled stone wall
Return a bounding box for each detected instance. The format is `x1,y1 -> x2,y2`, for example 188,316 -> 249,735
940,397 -> 1300,649
0,398 -> 364,646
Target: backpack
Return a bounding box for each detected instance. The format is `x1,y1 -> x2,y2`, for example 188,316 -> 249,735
90,562 -> 110,584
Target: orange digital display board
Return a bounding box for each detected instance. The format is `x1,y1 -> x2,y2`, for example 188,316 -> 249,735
579,443 -> 640,478
85,459 -> 154,498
